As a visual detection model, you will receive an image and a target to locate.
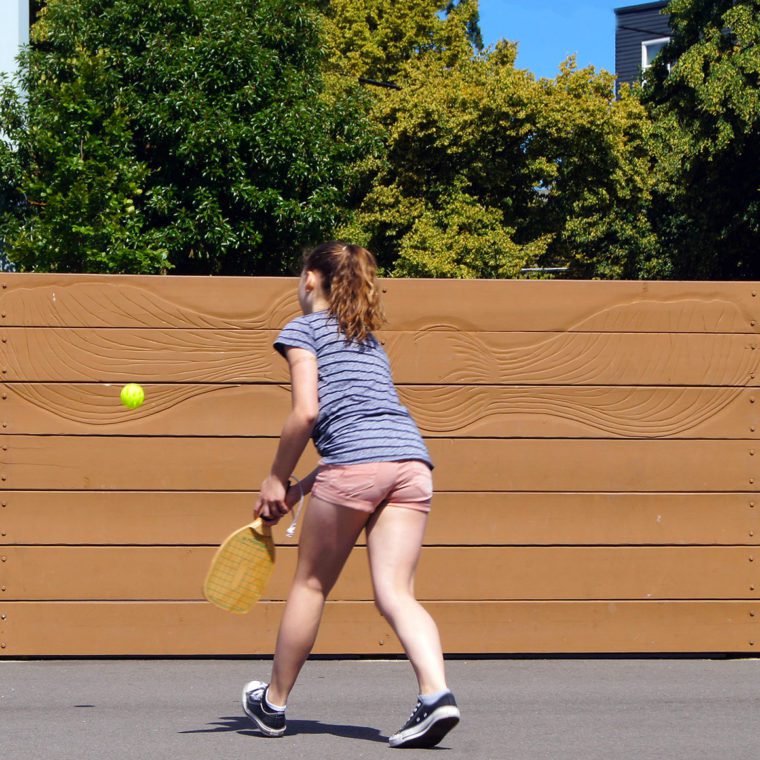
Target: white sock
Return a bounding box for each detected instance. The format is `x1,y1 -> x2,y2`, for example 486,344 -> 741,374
419,689 -> 451,706
264,692 -> 286,713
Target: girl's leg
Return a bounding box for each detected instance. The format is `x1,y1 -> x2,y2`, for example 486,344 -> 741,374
365,505 -> 448,694
267,496 -> 369,705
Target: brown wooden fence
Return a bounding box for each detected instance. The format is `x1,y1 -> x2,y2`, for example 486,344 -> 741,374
1,274 -> 759,656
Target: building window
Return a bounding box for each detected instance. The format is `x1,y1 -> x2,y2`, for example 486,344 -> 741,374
641,37 -> 671,69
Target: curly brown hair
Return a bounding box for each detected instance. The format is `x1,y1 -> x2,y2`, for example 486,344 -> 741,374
303,241 -> 386,343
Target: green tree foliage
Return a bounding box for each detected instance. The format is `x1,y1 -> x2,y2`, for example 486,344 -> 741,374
337,41 -> 551,278
8,0 -> 750,281
324,0 -> 481,82
335,28 -> 657,278
642,0 -> 760,278
0,0 -> 377,274
533,63 -> 661,279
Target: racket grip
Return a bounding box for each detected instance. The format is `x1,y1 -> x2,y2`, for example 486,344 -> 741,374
285,475 -> 304,538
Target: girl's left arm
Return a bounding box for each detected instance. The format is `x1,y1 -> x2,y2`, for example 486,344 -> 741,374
254,347 -> 318,523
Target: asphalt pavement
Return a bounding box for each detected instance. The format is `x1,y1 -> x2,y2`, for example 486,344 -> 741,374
2,657 -> 760,760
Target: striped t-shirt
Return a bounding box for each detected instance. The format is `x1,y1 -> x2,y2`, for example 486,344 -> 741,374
274,310 -> 432,468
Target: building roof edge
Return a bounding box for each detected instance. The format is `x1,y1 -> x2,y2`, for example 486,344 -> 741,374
614,1 -> 668,16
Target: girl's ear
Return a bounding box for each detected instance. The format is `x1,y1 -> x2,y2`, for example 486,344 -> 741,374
304,269 -> 322,293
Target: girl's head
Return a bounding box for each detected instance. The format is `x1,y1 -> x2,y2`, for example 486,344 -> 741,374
300,241 -> 386,343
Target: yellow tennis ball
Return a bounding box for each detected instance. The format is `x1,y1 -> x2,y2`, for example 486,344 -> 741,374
120,383 -> 145,409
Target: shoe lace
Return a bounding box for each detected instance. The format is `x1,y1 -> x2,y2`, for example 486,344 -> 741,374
406,699 -> 422,722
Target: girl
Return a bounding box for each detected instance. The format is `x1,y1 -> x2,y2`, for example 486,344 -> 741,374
242,241 -> 460,749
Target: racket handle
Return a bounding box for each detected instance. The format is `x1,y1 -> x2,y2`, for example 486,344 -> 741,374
285,475 -> 305,538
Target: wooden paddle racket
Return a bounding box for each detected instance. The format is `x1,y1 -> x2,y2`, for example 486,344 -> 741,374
203,478 -> 304,614
203,518 -> 276,614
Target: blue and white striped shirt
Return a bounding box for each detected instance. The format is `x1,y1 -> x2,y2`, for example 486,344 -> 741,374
274,310 -> 433,468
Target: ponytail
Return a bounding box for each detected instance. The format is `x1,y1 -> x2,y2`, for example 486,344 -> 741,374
303,241 -> 386,343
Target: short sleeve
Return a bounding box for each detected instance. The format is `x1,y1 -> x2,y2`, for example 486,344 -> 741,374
274,316 -> 317,358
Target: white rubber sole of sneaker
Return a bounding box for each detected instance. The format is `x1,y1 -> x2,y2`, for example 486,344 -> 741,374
241,681 -> 286,737
388,705 -> 461,748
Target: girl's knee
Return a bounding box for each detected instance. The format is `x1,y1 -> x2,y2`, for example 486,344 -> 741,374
373,587 -> 415,619
294,573 -> 332,597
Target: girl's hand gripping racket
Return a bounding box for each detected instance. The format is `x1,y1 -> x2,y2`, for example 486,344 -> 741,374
203,477 -> 304,614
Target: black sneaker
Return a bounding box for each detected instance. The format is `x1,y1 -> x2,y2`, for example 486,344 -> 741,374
388,691 -> 460,749
241,680 -> 286,737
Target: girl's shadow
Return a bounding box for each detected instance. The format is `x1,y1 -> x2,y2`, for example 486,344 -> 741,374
180,714 -> 386,743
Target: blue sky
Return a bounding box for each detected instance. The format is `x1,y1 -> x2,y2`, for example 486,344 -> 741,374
478,0 -> 627,79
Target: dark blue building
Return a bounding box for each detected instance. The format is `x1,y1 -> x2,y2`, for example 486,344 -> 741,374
615,1 -> 671,90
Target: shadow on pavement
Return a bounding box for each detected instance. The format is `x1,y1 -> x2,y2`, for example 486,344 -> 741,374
283,719 -> 386,742
180,715 -> 386,743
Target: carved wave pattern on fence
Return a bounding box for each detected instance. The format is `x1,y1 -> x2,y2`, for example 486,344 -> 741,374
555,295 -> 755,334
2,281 -> 299,329
408,329 -> 756,386
2,289 -> 757,435
3,327 -> 273,382
399,386 -> 745,438
5,383 -> 256,427
403,296 -> 758,437
414,297 -> 757,386
0,281 -> 288,423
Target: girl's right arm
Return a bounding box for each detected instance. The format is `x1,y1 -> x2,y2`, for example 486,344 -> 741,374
255,347 -> 318,522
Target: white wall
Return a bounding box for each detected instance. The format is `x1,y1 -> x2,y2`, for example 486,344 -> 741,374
0,0 -> 30,80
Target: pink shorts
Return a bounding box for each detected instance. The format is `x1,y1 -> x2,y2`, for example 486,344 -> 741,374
311,460 -> 433,513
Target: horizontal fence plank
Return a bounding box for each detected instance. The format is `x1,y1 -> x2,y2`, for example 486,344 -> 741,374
1,329 -> 758,386
3,547 -> 758,601
399,385 -> 759,439
2,383 -> 758,439
382,331 -> 760,387
1,601 -> 757,655
1,274 -> 758,333
2,492 -> 757,547
1,437 -> 758,491
0,275 -> 301,331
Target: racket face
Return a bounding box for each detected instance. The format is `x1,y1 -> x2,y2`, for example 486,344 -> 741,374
204,521 -> 275,614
